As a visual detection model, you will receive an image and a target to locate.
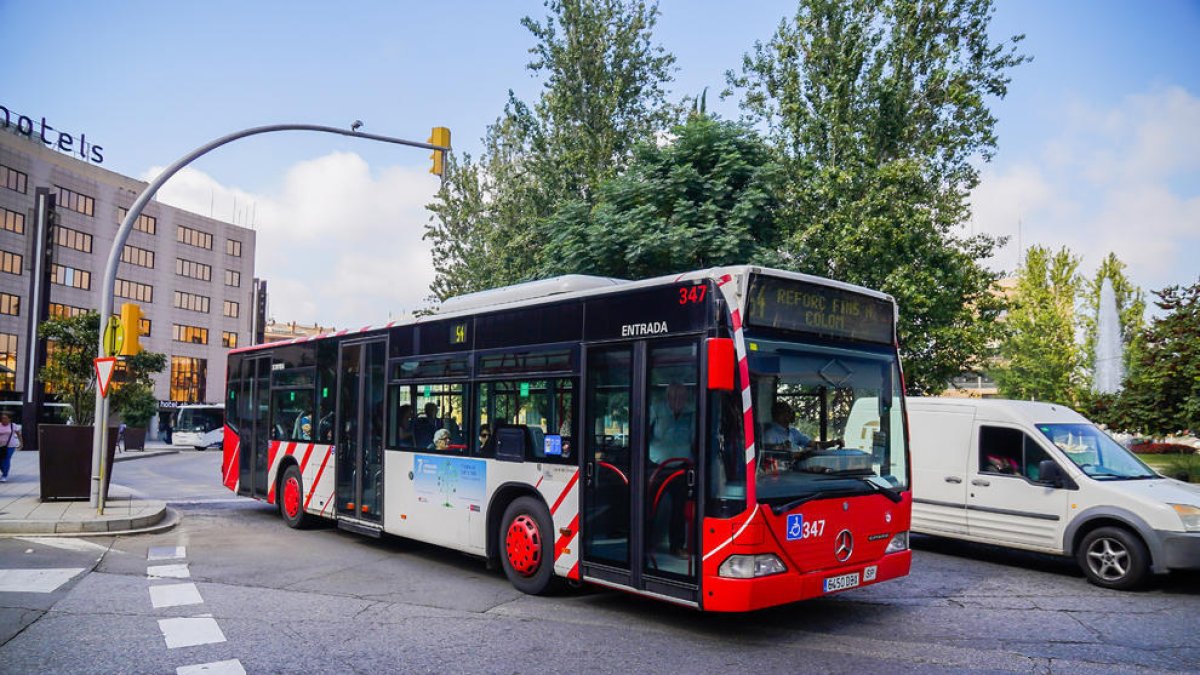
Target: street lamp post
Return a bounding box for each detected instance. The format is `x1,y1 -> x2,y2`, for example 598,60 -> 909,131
91,123 -> 449,510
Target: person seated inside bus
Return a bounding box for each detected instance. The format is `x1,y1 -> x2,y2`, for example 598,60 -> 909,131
292,412 -> 313,441
430,428 -> 451,452
762,400 -> 843,456
394,405 -> 415,447
414,402 -> 442,448
477,423 -> 491,453
648,382 -> 695,558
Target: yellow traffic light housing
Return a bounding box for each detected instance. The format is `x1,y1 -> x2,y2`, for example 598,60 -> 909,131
118,303 -> 143,356
428,126 -> 451,176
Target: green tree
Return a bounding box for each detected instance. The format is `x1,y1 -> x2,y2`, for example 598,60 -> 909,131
426,0 -> 679,300
993,246 -> 1084,404
724,0 -> 1028,393
1079,252 -> 1146,387
1111,280 -> 1200,436
110,351 -> 168,428
541,115 -> 785,277
38,312 -> 101,425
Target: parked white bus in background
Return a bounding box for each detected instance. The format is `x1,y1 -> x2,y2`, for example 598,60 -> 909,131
174,404 -> 225,449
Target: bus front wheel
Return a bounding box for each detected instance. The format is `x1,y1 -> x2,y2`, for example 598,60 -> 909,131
279,465 -> 310,530
500,496 -> 556,595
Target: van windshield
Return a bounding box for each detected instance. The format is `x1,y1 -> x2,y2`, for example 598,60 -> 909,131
748,338 -> 909,506
1036,423 -> 1157,480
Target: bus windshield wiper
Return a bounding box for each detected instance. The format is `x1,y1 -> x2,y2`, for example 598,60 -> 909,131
860,475 -> 903,503
770,492 -> 834,515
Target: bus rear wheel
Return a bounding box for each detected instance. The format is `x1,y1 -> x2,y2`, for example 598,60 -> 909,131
279,465 -> 309,530
500,496 -> 556,595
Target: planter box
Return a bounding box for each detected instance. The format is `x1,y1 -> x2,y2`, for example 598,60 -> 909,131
123,427 -> 147,451
38,425 -> 118,501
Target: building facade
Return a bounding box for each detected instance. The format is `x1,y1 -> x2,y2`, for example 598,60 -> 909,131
0,120 -> 257,413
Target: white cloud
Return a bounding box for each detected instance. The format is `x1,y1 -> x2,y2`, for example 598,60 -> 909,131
143,153 -> 441,327
971,86 -> 1200,292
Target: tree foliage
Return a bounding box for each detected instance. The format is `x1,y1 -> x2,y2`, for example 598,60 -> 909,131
541,115 -> 785,277
1108,281 -> 1200,436
725,0 -> 1027,393
426,0 -> 679,300
39,312 -> 101,425
110,351 -> 168,428
993,246 -> 1084,405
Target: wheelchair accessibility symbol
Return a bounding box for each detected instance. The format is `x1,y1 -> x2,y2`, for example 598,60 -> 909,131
786,514 -> 804,541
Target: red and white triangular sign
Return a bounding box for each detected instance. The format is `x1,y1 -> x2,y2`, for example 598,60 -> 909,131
95,357 -> 118,398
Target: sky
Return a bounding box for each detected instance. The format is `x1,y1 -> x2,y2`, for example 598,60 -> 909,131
1,0 -> 1197,327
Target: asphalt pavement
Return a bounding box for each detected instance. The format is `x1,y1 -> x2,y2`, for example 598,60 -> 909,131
0,442 -> 182,536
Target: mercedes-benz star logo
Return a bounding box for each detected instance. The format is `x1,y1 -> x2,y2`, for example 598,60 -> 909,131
834,529 -> 854,562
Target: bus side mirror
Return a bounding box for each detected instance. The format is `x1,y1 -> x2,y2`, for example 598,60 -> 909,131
707,338 -> 735,391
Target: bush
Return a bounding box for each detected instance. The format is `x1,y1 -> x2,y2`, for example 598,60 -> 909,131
1130,442 -> 1195,455
1161,454 -> 1200,483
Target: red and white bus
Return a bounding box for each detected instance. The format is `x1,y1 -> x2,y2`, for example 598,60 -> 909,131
222,266 -> 912,611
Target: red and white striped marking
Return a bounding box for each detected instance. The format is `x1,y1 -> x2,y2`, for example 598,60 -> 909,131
545,470 -> 581,580
261,441 -> 336,517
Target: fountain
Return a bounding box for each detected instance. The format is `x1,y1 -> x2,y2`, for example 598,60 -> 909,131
1094,277 -> 1124,394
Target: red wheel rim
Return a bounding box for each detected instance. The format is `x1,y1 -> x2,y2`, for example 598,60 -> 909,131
283,476 -> 302,519
505,514 -> 541,576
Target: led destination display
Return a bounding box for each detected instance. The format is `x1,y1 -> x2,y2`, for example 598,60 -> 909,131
746,275 -> 894,344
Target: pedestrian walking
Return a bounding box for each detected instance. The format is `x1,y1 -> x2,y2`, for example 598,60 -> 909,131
0,413 -> 23,482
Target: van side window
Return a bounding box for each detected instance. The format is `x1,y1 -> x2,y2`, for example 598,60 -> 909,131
979,426 -> 1055,480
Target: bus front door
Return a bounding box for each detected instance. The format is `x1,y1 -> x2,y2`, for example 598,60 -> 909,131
238,356 -> 272,498
582,341 -> 700,604
335,339 -> 386,526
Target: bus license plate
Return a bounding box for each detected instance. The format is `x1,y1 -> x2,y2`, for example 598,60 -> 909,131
823,572 -> 860,593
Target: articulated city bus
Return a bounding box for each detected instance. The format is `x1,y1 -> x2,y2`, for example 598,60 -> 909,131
222,266 -> 912,611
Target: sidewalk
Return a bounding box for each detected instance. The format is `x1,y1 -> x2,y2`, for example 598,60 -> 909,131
0,443 -> 180,536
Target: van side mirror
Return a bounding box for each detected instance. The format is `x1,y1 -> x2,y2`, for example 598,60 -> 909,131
1038,460 -> 1072,489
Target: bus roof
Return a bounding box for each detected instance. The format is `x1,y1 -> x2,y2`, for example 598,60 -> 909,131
230,265 -> 895,355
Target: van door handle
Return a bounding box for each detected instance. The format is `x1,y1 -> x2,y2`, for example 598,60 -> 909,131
944,476 -> 963,484
971,479 -> 990,487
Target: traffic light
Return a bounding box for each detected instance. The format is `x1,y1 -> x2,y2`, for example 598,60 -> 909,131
118,303 -> 143,356
428,126 -> 451,176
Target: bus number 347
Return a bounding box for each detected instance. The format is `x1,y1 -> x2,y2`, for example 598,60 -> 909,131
678,285 -> 707,305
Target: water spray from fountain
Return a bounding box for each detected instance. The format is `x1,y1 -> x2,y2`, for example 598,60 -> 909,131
1094,277 -> 1124,394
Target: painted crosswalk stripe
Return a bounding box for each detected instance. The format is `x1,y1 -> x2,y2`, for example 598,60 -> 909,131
148,563 -> 191,579
149,583 -> 203,608
158,616 -> 226,649
177,660 -> 246,675
0,568 -> 86,593
17,537 -> 113,553
148,546 -> 187,561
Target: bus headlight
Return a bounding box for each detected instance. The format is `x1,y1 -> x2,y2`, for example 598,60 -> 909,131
718,554 -> 787,578
1170,504 -> 1200,532
884,531 -> 909,554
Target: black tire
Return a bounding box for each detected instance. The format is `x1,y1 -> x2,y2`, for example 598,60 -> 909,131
279,464 -> 310,529
1077,526 -> 1150,591
499,496 -> 557,595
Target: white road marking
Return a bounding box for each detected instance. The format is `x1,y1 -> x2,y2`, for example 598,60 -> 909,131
17,537 -> 112,553
0,568 -> 86,593
148,563 -> 191,579
177,659 -> 246,675
150,582 -> 204,608
148,546 -> 187,561
158,617 -> 226,649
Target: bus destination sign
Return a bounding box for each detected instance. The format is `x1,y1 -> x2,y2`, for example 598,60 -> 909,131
746,275 -> 893,344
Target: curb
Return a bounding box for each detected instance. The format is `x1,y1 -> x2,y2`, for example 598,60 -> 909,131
0,504 -> 175,537
114,449 -> 181,463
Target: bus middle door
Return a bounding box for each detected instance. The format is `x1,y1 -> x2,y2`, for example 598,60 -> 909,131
335,339 -> 386,531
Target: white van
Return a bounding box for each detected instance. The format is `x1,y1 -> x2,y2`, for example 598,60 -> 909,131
907,397 -> 1200,590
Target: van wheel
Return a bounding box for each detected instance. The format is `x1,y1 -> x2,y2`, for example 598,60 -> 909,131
499,496 -> 557,595
1077,526 -> 1149,590
279,465 -> 309,529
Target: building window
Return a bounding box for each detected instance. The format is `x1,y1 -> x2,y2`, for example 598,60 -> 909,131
54,225 -> 93,253
172,324 -> 209,345
51,264 -> 90,289
175,258 -> 212,281
226,239 -> 242,257
223,300 -> 239,318
170,356 -> 207,403
222,331 -> 238,349
117,207 -> 157,235
1,165 -> 28,194
139,318 -> 151,337
52,185 -> 95,216
0,293 -> 18,316
0,333 -> 15,392
2,208 -> 24,234
177,225 -> 213,250
1,251 -> 23,276
173,290 -> 210,313
114,278 -> 153,302
121,244 -> 155,268
49,302 -> 87,318
224,269 -> 241,287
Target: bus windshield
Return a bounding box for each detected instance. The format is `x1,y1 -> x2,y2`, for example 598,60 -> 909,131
177,407 -> 224,433
1035,423 -> 1157,480
748,339 -> 908,506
